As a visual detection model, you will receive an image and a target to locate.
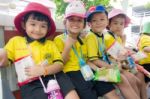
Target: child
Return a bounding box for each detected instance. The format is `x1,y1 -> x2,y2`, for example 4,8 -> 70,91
0,2 -> 79,99
86,6 -> 140,99
138,21 -> 150,83
106,8 -> 147,99
86,5 -> 121,99
54,1 -> 99,99
105,8 -> 130,49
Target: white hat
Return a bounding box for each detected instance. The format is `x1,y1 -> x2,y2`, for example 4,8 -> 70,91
65,0 -> 86,18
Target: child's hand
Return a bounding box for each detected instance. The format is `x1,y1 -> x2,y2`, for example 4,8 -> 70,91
0,49 -> 7,67
116,51 -> 128,61
25,65 -> 45,78
117,61 -> 123,71
65,36 -> 77,47
62,36 -> 77,63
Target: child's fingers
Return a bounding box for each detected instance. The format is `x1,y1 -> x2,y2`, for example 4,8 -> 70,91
25,66 -> 44,78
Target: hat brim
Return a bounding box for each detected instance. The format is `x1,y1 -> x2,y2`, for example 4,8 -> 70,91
65,13 -> 86,19
108,13 -> 130,27
87,11 -> 106,22
14,10 -> 56,37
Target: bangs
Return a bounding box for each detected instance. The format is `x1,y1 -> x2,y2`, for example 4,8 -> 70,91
24,12 -> 50,27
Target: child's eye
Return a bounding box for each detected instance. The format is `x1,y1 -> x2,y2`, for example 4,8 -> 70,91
120,23 -> 124,26
113,22 -> 118,25
91,20 -> 96,22
41,25 -> 47,28
31,23 -> 35,26
78,19 -> 83,22
68,18 -> 74,22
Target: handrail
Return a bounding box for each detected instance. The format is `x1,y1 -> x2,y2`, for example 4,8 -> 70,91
132,11 -> 150,17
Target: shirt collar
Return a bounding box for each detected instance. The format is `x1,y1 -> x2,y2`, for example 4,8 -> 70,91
90,29 -> 104,38
25,34 -> 46,43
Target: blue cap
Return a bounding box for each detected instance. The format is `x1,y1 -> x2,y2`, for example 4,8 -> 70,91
86,5 -> 108,22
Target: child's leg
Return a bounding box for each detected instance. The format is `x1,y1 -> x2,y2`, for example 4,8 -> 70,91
56,72 -> 80,99
103,90 -> 120,99
65,90 -> 79,99
20,77 -> 50,99
136,71 -> 147,99
121,70 -> 140,96
117,74 -> 140,99
94,81 -> 120,99
66,71 -> 97,99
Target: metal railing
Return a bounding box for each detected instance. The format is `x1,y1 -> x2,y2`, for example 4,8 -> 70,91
132,11 -> 150,17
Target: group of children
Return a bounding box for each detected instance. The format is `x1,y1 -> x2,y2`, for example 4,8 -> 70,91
0,0 -> 149,99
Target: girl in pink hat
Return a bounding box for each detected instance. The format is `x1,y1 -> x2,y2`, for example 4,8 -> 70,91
0,2 -> 79,99
105,8 -> 147,99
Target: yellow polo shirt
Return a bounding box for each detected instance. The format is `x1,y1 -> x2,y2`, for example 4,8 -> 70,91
54,34 -> 87,73
104,32 -> 123,50
86,31 -> 104,60
4,36 -> 63,65
138,34 -> 150,64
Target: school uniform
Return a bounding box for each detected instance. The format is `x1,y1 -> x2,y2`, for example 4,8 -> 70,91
104,31 -> 123,49
4,36 -> 74,99
138,34 -> 150,82
54,34 -> 98,99
86,31 -> 115,96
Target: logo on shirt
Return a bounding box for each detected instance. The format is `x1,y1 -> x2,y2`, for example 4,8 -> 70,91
44,53 -> 51,60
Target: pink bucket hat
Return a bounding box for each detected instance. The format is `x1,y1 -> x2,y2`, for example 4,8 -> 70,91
14,2 -> 56,37
108,8 -> 131,27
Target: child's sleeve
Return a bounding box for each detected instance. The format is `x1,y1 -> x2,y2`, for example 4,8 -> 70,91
4,38 -> 15,62
140,36 -> 150,49
104,33 -> 115,50
51,42 -> 63,64
86,34 -> 99,61
54,36 -> 64,53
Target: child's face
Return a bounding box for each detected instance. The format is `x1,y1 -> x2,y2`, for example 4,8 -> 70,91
65,16 -> 84,35
109,16 -> 125,36
24,14 -> 48,40
89,13 -> 108,34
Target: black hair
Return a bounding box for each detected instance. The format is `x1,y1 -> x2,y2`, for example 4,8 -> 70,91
87,11 -> 108,22
23,12 -> 50,28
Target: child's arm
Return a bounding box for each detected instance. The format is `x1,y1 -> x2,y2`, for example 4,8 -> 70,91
143,46 -> 150,53
91,59 -> 112,68
0,48 -> 9,67
25,42 -> 64,78
62,36 -> 77,63
87,61 -> 98,71
25,62 -> 63,78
